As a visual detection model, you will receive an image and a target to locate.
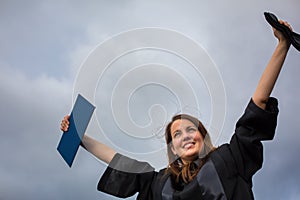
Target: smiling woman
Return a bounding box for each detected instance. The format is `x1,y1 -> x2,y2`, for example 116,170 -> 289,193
165,114 -> 215,184
169,118 -> 206,162
60,18 -> 294,200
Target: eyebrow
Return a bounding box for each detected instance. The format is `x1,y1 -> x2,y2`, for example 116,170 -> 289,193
186,125 -> 197,129
172,129 -> 181,136
172,125 -> 197,135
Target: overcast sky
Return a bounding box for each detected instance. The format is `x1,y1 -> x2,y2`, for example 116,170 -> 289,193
1,1 -> 300,200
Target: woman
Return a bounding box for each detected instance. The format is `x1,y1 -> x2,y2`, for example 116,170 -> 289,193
60,20 -> 292,199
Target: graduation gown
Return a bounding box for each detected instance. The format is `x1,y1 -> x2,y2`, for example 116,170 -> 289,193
97,98 -> 279,200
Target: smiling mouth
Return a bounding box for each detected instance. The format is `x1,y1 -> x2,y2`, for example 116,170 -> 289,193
183,142 -> 195,149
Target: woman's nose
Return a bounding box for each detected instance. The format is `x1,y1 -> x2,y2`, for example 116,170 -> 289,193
182,132 -> 193,141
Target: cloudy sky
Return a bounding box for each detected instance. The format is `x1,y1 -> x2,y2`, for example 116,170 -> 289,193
1,0 -> 300,200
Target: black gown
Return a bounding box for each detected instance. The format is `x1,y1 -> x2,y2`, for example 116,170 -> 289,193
97,98 -> 279,200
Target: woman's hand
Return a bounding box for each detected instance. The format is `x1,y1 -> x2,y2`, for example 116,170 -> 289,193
273,20 -> 292,47
60,115 -> 70,132
59,114 -> 116,163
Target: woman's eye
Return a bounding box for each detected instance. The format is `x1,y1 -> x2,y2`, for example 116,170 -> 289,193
174,131 -> 181,138
187,127 -> 196,132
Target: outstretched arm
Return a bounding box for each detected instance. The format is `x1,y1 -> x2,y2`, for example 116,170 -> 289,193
60,115 -> 116,164
252,20 -> 292,109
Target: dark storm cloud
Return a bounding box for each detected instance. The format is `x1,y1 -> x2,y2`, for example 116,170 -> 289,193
0,1 -> 299,200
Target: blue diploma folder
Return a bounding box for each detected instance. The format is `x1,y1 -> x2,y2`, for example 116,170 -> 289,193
57,94 -> 95,167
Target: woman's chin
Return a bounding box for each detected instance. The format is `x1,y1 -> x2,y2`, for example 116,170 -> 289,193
181,151 -> 199,162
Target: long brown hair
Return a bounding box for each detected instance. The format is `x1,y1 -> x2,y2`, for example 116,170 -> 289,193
165,114 -> 215,184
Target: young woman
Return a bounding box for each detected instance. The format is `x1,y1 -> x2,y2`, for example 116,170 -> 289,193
60,20 -> 292,199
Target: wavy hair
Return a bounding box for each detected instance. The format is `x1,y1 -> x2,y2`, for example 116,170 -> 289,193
165,114 -> 215,184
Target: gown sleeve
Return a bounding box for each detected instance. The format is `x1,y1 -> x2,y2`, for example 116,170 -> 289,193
97,153 -> 156,199
229,97 -> 279,181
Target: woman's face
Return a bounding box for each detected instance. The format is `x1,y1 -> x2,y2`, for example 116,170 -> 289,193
170,119 -> 204,163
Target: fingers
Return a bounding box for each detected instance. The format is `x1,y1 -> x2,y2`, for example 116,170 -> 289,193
278,19 -> 293,31
273,19 -> 293,46
60,115 -> 70,132
63,115 -> 70,120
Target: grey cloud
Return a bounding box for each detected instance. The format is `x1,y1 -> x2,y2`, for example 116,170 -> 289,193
1,1 -> 300,200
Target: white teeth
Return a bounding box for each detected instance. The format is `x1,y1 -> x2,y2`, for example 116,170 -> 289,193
185,143 -> 193,148
183,142 -> 194,149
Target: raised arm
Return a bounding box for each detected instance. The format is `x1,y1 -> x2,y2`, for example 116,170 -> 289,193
60,115 -> 116,164
252,20 -> 292,109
